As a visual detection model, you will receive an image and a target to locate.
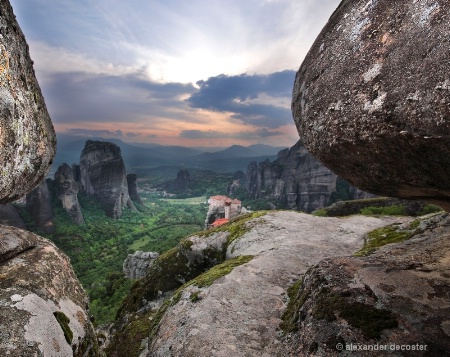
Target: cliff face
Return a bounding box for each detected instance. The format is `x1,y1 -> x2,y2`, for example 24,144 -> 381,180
126,173 -> 143,205
54,163 -> 85,225
165,169 -> 191,194
0,2 -> 100,355
80,140 -> 135,219
246,140 -> 371,212
0,1 -> 56,204
292,0 -> 450,210
26,180 -> 54,233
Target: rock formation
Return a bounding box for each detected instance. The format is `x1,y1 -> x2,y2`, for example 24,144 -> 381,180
246,140 -> 372,212
227,171 -> 246,196
0,203 -> 25,229
282,213 -> 450,356
0,2 -> 100,355
292,0 -> 450,211
54,163 -> 85,225
108,211 -> 414,356
165,169 -> 191,194
0,225 -> 101,356
0,1 -> 56,204
26,180 -> 54,233
80,140 -> 135,219
123,251 -> 159,279
126,173 -> 143,205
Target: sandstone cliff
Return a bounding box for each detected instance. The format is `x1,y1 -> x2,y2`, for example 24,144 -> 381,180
292,0 -> 450,211
80,140 -> 136,219
165,169 -> 191,194
54,163 -> 85,225
0,0 -> 56,204
246,140 -> 372,212
26,180 -> 54,233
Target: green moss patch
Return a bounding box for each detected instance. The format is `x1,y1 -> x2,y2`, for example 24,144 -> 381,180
183,255 -> 254,288
280,278 -> 306,333
105,310 -> 154,357
312,288 -> 398,339
354,224 -> 415,257
53,311 -> 73,344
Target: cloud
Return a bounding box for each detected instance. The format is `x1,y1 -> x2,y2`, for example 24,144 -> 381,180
186,70 -> 295,128
65,128 -> 125,138
179,128 -> 283,140
42,71 -> 197,125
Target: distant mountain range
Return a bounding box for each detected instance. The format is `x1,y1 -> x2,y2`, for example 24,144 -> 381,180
51,134 -> 288,175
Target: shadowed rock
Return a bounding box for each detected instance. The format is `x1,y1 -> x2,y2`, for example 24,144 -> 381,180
80,140 -> 135,219
55,163 -> 85,225
246,140 -> 372,212
0,1 -> 56,204
26,180 -> 54,233
126,173 -> 143,205
292,0 -> 450,211
123,251 -> 159,279
0,203 -> 25,229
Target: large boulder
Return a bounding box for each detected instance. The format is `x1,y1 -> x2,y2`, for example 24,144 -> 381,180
292,0 -> 450,211
80,140 -> 135,219
0,225 -> 101,356
0,1 -> 56,204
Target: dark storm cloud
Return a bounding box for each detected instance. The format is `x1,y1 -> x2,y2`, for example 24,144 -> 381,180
179,128 -> 283,140
65,129 -> 128,138
42,72 -> 197,124
187,70 -> 295,128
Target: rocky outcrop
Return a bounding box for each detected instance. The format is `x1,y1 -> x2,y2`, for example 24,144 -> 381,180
246,140 -> 372,212
26,180 -> 54,233
0,203 -> 25,229
0,225 -> 101,356
80,140 -> 135,219
165,169 -> 191,194
107,211 -> 411,357
126,174 -> 143,205
0,1 -> 56,204
123,251 -> 159,279
145,212 -> 411,356
55,163 -> 85,225
281,213 -> 450,356
292,0 -> 450,211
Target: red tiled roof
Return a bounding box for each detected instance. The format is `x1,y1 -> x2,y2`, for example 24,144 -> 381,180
210,195 -> 228,200
211,218 -> 229,227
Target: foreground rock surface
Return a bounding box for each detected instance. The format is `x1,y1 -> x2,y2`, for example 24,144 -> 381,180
0,224 -> 101,356
146,212 -> 410,356
292,0 -> 450,210
283,213 -> 450,356
0,1 -> 56,204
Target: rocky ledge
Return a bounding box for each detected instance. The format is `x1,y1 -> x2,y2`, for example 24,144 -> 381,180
0,225 -> 101,356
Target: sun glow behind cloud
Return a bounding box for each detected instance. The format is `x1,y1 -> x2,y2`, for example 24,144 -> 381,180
10,0 -> 341,147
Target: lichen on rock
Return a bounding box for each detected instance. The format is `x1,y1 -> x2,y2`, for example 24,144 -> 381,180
0,1 -> 56,204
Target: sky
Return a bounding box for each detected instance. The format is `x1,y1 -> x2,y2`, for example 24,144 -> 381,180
10,0 -> 341,147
